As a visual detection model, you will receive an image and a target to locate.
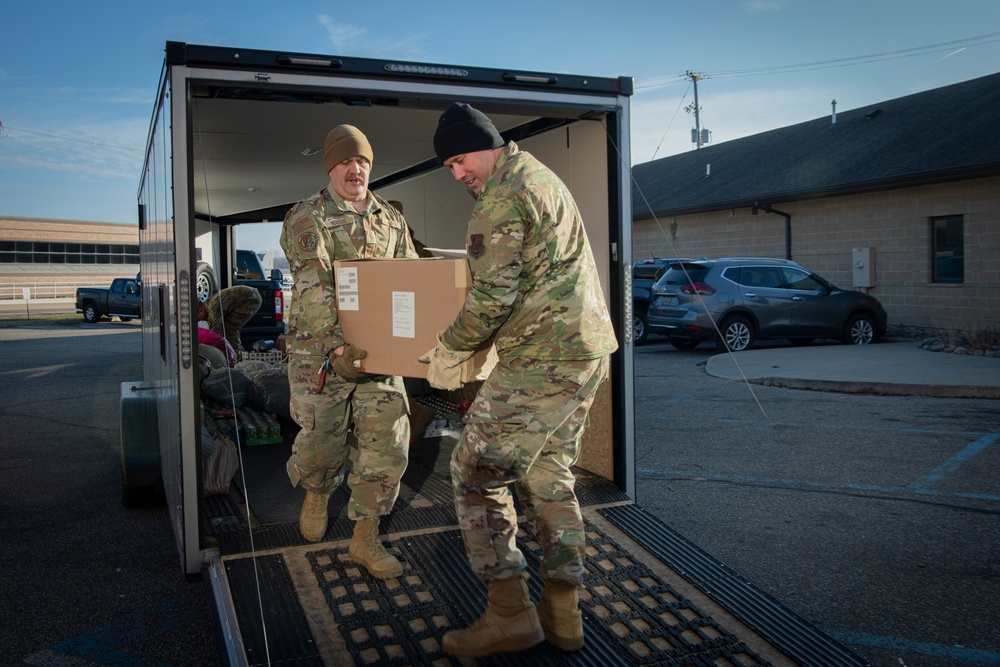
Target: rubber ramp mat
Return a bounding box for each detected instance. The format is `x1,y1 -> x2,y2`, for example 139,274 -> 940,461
304,520 -> 770,666
208,464 -> 623,556
225,554 -> 322,667
213,504 -> 461,555
599,504 -> 870,667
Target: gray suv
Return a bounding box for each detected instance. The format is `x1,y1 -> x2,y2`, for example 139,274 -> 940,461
646,258 -> 887,351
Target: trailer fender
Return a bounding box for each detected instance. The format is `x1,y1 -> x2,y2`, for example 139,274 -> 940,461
120,381 -> 161,508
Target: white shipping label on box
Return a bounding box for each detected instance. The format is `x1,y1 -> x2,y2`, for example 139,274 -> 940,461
337,267 -> 359,311
392,291 -> 416,338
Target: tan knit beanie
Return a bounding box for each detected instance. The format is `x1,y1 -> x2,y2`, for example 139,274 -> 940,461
323,124 -> 373,173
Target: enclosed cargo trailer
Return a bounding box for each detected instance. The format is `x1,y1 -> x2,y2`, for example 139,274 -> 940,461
132,41 -> 869,666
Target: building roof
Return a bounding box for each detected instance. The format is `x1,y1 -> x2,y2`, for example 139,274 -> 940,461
632,71 -> 1000,219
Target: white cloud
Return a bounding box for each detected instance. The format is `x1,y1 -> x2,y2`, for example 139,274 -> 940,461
317,15 -> 428,60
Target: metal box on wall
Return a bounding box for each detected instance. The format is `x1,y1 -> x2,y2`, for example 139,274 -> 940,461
852,247 -> 874,287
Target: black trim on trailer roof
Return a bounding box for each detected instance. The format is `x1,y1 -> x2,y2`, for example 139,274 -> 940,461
165,41 -> 633,96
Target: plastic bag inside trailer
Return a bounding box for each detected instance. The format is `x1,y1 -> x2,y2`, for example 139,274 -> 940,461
135,42 -> 870,666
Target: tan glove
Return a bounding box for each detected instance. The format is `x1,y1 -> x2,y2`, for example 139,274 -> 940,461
329,343 -> 367,382
418,333 -> 473,390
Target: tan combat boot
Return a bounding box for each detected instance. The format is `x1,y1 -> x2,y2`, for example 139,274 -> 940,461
537,580 -> 584,651
441,574 -> 544,658
299,490 -> 331,542
348,517 -> 403,579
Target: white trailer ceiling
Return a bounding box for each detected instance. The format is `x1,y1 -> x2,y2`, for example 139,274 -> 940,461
188,94 -> 585,222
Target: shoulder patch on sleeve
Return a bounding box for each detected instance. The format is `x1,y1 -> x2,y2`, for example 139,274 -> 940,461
298,231 -> 319,252
468,233 -> 486,259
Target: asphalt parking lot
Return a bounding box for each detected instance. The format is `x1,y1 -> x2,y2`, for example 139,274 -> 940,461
0,319 -> 220,667
633,336 -> 1000,667
2,319 -> 998,667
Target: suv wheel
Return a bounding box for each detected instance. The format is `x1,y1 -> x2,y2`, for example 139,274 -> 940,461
844,313 -> 876,345
716,315 -> 754,352
633,308 -> 648,345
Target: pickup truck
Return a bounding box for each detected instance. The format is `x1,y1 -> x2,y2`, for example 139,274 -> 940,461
196,249 -> 285,347
233,249 -> 285,347
76,277 -> 141,323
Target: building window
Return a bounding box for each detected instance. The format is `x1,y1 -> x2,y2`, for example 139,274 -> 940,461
931,215 -> 963,284
0,240 -> 140,265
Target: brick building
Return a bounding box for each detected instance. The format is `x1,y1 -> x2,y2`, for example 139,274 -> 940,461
632,71 -> 1000,334
0,217 -> 139,299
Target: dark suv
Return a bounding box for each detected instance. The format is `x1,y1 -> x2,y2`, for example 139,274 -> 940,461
632,258 -> 689,344
646,258 -> 887,351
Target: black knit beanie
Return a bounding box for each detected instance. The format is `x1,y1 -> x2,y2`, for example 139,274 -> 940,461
433,103 -> 505,163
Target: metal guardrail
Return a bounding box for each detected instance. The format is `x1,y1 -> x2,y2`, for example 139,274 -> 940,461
0,281 -> 105,300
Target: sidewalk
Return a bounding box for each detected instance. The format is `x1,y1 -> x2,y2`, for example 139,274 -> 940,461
706,338 -> 1000,399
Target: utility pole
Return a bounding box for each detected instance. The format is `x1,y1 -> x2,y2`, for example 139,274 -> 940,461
684,71 -> 708,149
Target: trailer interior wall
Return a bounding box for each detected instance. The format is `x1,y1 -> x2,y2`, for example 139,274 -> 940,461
380,120 -> 611,284
380,119 -> 617,479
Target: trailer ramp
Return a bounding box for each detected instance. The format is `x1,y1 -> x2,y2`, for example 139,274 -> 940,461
205,436 -> 869,667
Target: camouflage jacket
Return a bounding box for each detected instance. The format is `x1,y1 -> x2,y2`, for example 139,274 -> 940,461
280,187 -> 417,356
441,142 -> 618,360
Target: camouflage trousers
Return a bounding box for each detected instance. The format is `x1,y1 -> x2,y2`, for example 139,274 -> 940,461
451,356 -> 608,586
286,353 -> 410,519
204,285 -> 262,352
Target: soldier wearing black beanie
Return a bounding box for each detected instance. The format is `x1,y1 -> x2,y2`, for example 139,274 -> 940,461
433,103 -> 505,163
423,99 -> 618,660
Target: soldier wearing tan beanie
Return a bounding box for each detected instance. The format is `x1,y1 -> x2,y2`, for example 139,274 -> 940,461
279,123 -> 417,576
323,124 -> 374,174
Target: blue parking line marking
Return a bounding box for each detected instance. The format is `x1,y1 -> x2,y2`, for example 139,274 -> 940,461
825,629 -> 1000,665
911,433 -> 999,491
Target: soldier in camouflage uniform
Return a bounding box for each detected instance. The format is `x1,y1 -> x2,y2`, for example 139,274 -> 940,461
421,103 -> 618,657
280,124 -> 418,579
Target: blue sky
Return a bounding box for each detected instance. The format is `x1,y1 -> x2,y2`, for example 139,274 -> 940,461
2,0 -> 999,254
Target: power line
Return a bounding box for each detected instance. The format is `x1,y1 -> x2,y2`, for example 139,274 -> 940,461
635,31 -> 1000,90
0,124 -> 141,152
650,81 -> 691,161
711,31 -> 1000,78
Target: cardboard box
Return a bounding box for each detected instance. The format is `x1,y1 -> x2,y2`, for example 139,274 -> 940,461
334,257 -> 494,379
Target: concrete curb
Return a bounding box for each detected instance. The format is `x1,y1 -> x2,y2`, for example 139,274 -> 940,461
753,376 -> 1000,400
